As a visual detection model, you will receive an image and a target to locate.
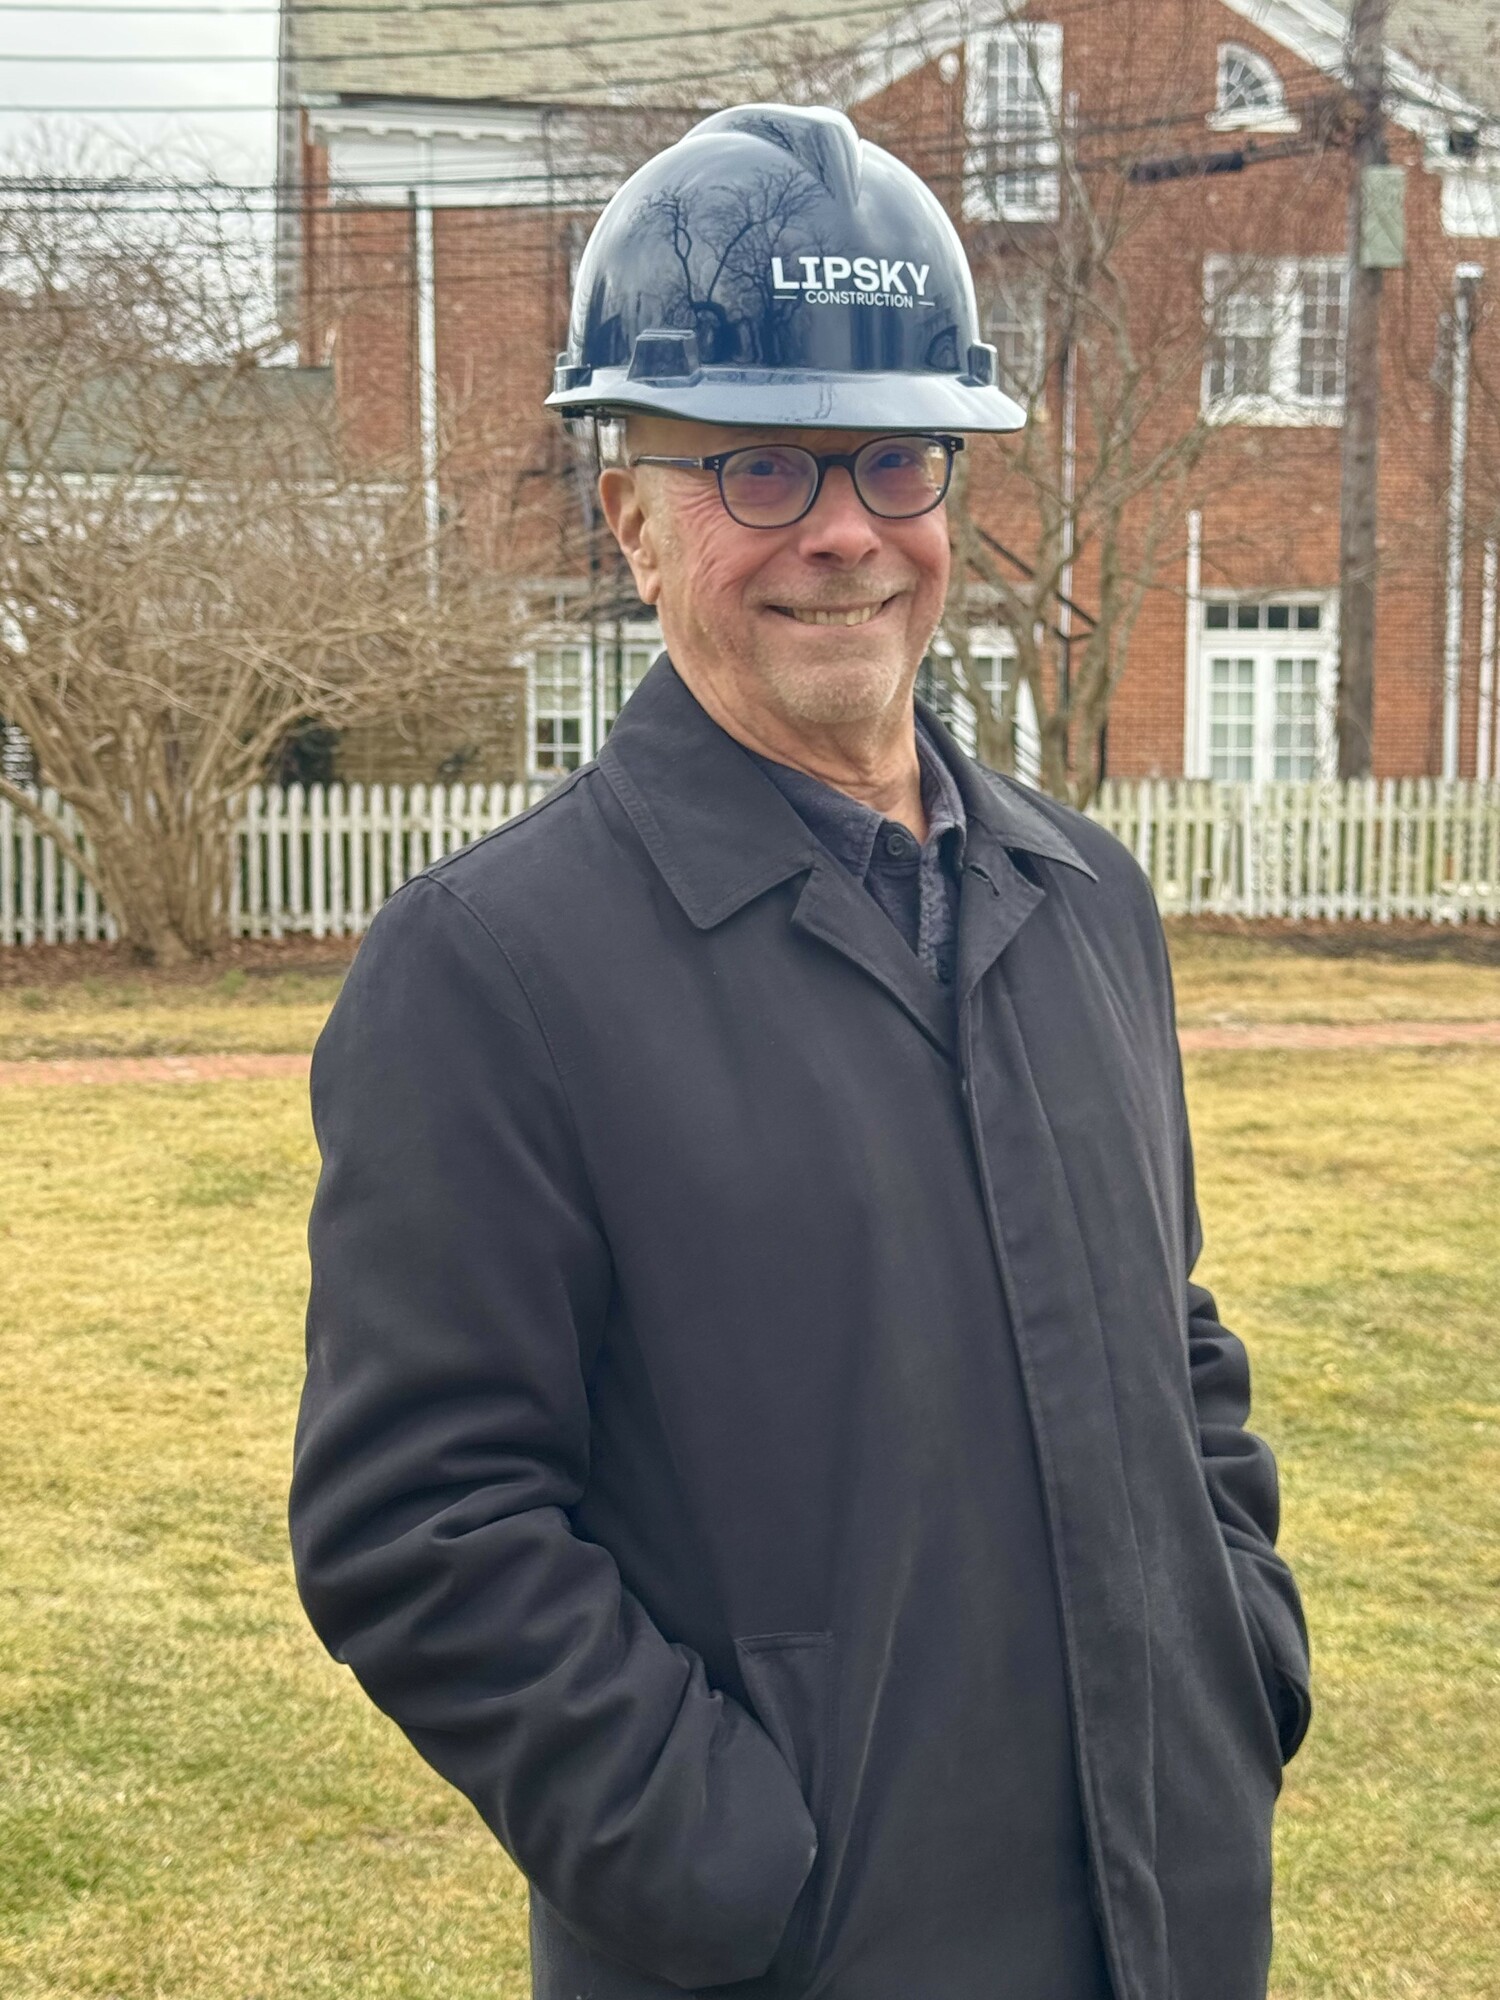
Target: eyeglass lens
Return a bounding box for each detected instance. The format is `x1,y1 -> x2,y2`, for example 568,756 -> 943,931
718,436 -> 952,527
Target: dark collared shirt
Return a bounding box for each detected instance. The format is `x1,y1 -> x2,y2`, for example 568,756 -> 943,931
748,720 -> 967,986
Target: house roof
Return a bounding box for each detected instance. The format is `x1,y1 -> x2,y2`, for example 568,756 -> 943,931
2,363 -> 336,478
1381,0 -> 1498,113
1218,0 -> 1499,121
279,0 -> 1499,131
281,0 -> 915,110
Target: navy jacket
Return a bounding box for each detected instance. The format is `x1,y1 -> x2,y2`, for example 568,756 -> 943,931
290,657 -> 1312,2000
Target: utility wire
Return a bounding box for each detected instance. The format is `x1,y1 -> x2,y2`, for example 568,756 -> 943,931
0,75 -> 1349,198
0,0 -> 694,10
5,0 -> 908,61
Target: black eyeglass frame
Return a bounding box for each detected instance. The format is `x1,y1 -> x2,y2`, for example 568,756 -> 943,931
625,432 -> 965,528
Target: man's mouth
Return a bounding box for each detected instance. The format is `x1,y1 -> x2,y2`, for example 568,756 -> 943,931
768,596 -> 895,627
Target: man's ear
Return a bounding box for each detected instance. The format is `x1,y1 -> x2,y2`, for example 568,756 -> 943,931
598,468 -> 662,607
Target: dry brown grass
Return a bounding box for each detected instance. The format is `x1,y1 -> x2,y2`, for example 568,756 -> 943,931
0,1042 -> 1495,1994
0,924 -> 1497,1063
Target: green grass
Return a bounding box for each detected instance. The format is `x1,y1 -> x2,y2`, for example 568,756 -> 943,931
1164,928 -> 1500,1028
0,1047 -> 1496,1996
0,967 -> 345,1062
1,926 -> 1497,1063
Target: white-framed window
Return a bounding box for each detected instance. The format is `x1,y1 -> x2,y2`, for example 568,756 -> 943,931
1203,256 -> 1346,423
984,265 -> 1049,400
1199,595 -> 1335,781
922,627 -> 1041,784
527,623 -> 662,778
532,642 -> 589,775
1,718 -> 35,786
1210,44 -> 1298,132
601,632 -> 660,730
964,23 -> 1063,224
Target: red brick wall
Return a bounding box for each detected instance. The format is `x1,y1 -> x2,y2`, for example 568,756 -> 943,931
295,0 -> 1499,778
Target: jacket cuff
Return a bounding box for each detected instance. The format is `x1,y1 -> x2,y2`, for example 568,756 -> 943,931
1232,1551 -> 1313,1763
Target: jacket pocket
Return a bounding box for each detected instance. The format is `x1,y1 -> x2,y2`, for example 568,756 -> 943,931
734,1632 -> 837,1984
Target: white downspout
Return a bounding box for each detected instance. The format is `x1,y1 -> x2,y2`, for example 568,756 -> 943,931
411,138 -> 441,601
1184,509 -> 1203,777
1442,264 -> 1483,778
1479,538 -> 1498,782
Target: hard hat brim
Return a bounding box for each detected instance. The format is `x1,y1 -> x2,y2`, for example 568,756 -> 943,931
546,367 -> 1028,436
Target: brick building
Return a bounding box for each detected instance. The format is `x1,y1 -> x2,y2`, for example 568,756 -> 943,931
277,0 -> 1500,788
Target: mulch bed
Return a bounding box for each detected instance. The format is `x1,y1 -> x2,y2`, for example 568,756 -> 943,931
4,1019 -> 1500,1088
3,918 -> 1499,992
1162,916 -> 1500,962
0,935 -> 361,990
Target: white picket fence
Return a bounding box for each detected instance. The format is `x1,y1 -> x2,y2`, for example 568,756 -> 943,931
4,776 -> 1500,947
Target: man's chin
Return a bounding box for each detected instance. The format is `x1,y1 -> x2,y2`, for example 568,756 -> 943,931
759,648 -> 915,727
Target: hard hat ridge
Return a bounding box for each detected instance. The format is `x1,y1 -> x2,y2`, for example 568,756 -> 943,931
546,100 -> 1026,436
689,102 -> 865,207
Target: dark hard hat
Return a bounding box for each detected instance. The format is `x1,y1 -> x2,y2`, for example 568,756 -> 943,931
546,103 -> 1026,434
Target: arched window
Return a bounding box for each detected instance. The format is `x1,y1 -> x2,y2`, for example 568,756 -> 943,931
1213,43 -> 1294,128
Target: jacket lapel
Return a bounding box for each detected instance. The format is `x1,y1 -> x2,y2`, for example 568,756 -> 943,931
790,863 -> 957,1060
598,656 -> 1096,1058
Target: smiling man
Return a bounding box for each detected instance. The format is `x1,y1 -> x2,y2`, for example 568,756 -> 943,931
290,106 -> 1311,2000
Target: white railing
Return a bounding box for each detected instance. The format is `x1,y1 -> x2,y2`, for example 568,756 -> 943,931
1089,777 -> 1500,923
3,776 -> 1500,947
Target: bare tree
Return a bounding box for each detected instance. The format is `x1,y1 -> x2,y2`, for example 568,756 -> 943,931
917,15 -> 1329,805
0,153 -> 539,962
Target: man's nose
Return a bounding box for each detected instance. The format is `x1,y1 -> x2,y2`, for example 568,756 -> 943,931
790,465 -> 883,563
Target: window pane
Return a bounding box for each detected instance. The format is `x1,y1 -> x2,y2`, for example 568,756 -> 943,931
986,270 -> 1047,398
1219,46 -> 1281,114
971,29 -> 1060,219
1207,654 -> 1257,780
534,642 -> 588,772
1296,604 -> 1320,629
1205,602 -> 1231,629
1266,603 -> 1291,629
1297,265 -> 1345,401
1271,655 -> 1319,778
1206,261 -> 1275,402
1236,604 -> 1260,629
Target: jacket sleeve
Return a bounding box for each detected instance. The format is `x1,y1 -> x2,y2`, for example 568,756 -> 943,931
1181,1180 -> 1313,1763
1164,979 -> 1313,1764
289,871 -> 817,1989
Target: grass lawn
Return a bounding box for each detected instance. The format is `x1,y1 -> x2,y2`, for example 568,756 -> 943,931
0,965 -> 346,1063
0,950 -> 1496,1995
0,923 -> 1497,1063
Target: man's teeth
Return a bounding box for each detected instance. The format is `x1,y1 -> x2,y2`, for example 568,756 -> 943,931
784,601 -> 885,626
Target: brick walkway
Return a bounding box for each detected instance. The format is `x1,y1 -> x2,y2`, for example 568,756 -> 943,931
0,1052 -> 309,1088
3,1019 -> 1500,1088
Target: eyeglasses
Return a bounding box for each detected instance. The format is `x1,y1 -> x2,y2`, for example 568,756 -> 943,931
626,432 -> 963,529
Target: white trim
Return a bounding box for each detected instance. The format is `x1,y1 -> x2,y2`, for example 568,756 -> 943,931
411,147 -> 440,596
1207,105 -> 1302,134
307,100 -> 613,208
1443,266 -> 1483,779
1184,509 -> 1205,778
1478,540 -> 1497,783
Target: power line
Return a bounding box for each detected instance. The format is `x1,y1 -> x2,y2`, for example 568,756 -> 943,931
0,0 -> 686,10
0,54 -> 1383,126
5,0 -> 906,61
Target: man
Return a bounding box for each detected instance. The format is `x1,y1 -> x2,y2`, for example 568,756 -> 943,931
290,105 -> 1311,2000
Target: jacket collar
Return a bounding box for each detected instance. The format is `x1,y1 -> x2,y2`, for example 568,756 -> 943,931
598,653 -> 1095,934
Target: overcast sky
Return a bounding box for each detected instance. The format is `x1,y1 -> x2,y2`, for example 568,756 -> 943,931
2,0 -> 281,184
